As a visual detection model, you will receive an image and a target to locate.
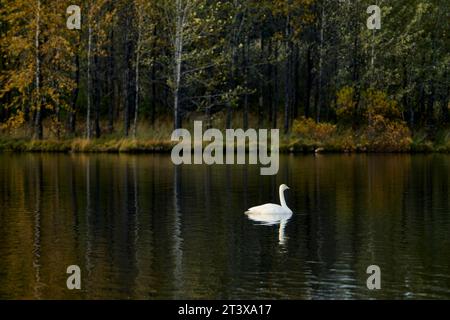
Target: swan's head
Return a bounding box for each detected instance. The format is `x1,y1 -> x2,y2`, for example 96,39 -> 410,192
280,184 -> 290,192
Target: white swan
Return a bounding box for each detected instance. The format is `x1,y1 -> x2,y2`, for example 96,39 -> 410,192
245,184 -> 293,225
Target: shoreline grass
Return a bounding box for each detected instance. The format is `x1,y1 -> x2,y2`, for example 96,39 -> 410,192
1,116 -> 449,154
0,137 -> 175,153
0,136 -> 449,154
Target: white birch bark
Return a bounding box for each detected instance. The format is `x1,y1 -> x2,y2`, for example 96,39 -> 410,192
173,0 -> 185,129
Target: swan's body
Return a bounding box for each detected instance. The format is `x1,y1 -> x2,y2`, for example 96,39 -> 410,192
245,184 -> 293,224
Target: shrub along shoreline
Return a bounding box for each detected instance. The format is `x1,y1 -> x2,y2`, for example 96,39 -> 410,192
1,112 -> 449,154
0,134 -> 449,154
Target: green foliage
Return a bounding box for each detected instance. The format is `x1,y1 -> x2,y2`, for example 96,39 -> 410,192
336,86 -> 358,125
337,87 -> 404,126
0,0 -> 448,151
362,89 -> 402,122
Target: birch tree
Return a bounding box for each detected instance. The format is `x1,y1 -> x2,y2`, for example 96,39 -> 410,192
0,0 -> 75,139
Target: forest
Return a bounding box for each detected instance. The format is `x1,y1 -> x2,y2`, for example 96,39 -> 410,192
0,0 -> 449,152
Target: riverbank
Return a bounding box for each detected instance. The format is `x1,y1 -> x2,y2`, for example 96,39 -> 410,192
0,135 -> 449,154
1,116 -> 449,154
0,137 -> 174,153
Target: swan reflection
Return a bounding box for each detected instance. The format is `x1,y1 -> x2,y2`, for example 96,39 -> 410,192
246,215 -> 292,245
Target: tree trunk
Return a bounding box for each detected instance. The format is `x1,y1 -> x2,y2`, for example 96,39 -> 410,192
267,39 -> 273,124
305,46 -> 312,118
427,82 -> 436,127
258,34 -> 264,128
442,68 -> 449,125
293,43 -> 300,120
69,41 -> 80,135
317,4 -> 325,123
86,20 -> 92,139
243,35 -> 249,131
272,45 -> 278,129
226,45 -> 238,129
93,37 -> 101,139
402,61 -> 413,127
107,28 -> 115,134
133,11 -> 142,138
284,14 -> 291,133
33,0 -> 43,140
173,0 -> 184,130
123,14 -> 132,136
150,25 -> 157,125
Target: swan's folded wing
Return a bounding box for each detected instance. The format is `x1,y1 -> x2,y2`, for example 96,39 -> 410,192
246,203 -> 284,215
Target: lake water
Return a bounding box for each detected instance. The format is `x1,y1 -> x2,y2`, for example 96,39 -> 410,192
0,153 -> 449,299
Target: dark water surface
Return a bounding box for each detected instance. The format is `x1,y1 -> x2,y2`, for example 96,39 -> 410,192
0,153 -> 450,299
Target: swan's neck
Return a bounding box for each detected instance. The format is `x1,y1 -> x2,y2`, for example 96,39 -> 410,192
279,188 -> 289,210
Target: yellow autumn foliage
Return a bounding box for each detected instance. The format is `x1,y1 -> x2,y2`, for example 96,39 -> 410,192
363,115 -> 412,152
0,111 -> 25,131
292,117 -> 337,141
